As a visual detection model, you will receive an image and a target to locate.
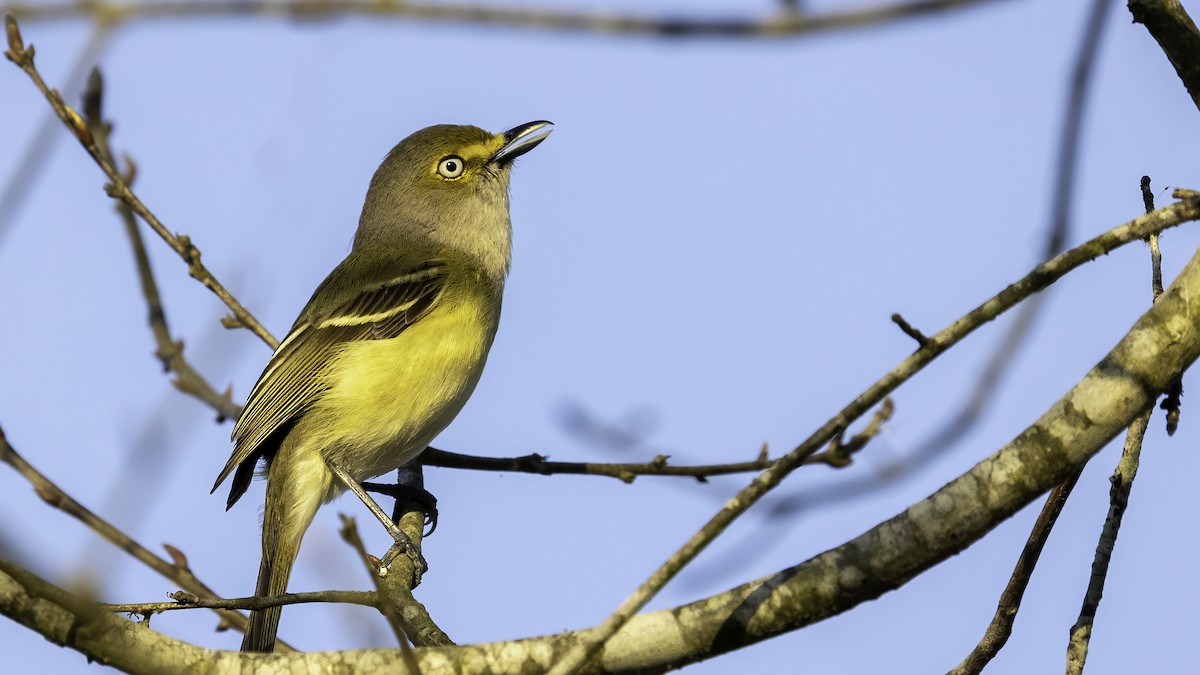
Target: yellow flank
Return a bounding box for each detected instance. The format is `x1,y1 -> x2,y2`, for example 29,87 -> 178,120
275,451 -> 330,546
294,274 -> 499,501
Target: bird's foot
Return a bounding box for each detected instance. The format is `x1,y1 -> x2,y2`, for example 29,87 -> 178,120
327,459 -> 431,586
364,480 -> 439,536
380,534 -> 429,585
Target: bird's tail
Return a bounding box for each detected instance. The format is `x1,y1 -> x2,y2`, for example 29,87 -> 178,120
241,453 -> 326,653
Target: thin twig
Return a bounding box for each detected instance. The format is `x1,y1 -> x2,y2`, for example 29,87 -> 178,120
7,0 -> 999,39
545,192 -> 1200,675
928,176 -> 1175,674
1063,174 -> 1169,673
338,516 -> 410,652
102,589 -> 378,616
4,15 -> 278,349
891,313 -> 930,347
1064,410 -> 1149,674
417,447 -> 776,483
949,468 -> 1082,675
805,398 -> 894,468
82,66 -> 243,422
0,424 -> 292,649
1142,177 -> 1165,301
1142,177 -> 1183,434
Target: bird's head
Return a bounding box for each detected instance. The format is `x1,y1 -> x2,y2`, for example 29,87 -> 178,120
356,121 -> 553,278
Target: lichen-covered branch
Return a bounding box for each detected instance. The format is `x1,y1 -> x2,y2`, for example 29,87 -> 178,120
545,190 -> 1200,674
0,558 -> 218,673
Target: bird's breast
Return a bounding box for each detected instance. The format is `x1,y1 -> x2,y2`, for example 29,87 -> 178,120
306,292 -> 499,484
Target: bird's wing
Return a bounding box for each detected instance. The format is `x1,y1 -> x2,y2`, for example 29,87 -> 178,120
213,256 -> 447,504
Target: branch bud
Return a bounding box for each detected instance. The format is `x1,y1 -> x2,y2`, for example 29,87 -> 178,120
4,14 -> 25,64
60,104 -> 93,147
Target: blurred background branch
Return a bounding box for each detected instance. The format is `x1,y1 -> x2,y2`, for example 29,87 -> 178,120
5,0 -> 1000,39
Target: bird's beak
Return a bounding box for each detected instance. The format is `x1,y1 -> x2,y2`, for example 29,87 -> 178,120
491,120 -> 553,165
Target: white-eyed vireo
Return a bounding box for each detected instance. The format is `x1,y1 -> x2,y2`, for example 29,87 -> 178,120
212,121 -> 552,652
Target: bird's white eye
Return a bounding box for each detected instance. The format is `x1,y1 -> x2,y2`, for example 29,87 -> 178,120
437,156 -> 465,179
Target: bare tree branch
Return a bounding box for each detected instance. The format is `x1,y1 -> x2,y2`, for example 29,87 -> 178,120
418,447 -> 776,483
339,516 -> 410,652
4,14 -> 279,348
82,66 -> 243,422
951,168 -> 1176,675
753,0 -> 1116,527
7,234 -> 1200,670
102,589 -> 379,616
0,557 -> 219,673
1064,409 -> 1149,674
891,312 -> 930,346
1063,173 -> 1171,674
337,466 -> 453,651
1143,177 -> 1184,433
949,469 -> 1082,675
0,425 -> 293,650
380,466 -> 454,648
545,191 -> 1200,674
1130,0 -> 1200,112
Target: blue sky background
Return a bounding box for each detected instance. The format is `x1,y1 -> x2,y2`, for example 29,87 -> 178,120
2,0 -> 1199,672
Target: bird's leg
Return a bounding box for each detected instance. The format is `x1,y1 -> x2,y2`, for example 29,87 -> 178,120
326,459 -> 429,582
364,468 -> 439,536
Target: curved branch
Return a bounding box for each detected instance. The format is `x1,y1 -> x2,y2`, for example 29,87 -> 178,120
4,16 -> 278,348
7,232 -> 1200,672
0,427 -> 292,650
0,558 -> 219,673
82,67 -> 244,422
547,191 -> 1200,673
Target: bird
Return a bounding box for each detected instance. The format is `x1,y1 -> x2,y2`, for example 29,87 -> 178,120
212,121 -> 552,653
